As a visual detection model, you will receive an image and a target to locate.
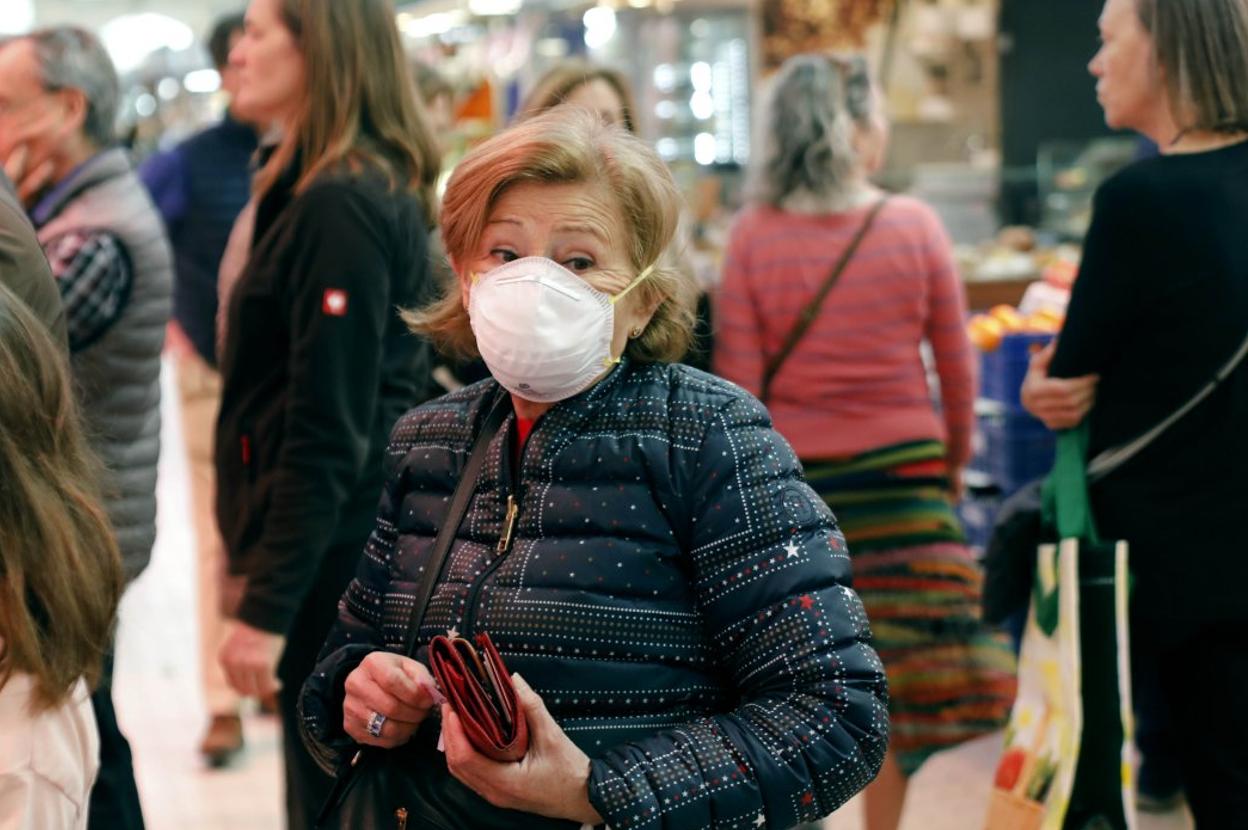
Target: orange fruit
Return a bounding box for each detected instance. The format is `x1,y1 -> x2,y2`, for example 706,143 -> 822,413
968,315 -> 1005,351
989,304 -> 1027,332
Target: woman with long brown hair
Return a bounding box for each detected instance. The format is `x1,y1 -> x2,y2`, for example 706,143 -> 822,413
0,281 -> 123,829
212,0 -> 442,822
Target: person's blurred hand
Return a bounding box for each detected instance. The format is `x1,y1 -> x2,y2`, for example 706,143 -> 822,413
1021,341 -> 1099,430
3,142 -> 55,206
219,621 -> 286,699
164,321 -> 195,359
341,652 -> 441,749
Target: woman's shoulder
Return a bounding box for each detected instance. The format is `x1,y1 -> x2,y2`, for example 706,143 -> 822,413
387,379 -> 500,454
619,362 -> 767,422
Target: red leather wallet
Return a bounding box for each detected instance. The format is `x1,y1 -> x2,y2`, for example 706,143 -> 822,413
429,632 -> 529,762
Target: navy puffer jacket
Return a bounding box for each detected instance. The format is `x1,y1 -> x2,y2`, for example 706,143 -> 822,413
300,360 -> 888,829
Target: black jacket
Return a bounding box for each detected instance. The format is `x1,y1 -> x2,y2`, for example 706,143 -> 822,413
300,363 -> 888,829
216,163 -> 439,634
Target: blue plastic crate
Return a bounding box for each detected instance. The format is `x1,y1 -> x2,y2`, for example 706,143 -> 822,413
978,408 -> 1055,495
979,331 -> 1055,410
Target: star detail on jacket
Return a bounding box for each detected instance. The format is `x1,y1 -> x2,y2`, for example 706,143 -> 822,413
754,812 -> 767,827
322,287 -> 349,316
446,626 -> 460,639
785,540 -> 800,558
799,595 -> 815,610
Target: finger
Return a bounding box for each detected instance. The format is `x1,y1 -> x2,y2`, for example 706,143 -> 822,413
348,677 -> 430,723
1029,341 -> 1055,371
398,659 -> 446,707
17,160 -> 54,203
3,144 -> 27,182
370,656 -> 433,709
343,697 -> 418,747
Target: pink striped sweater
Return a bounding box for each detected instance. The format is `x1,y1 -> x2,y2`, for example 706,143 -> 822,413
712,196 -> 976,466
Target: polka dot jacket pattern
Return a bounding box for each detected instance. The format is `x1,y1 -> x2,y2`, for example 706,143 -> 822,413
298,360 -> 889,829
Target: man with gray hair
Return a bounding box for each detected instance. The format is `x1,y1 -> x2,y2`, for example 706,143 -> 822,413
0,25 -> 172,830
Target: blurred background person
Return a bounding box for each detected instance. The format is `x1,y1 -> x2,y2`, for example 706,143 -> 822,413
212,0 -> 441,824
1023,0 -> 1248,822
0,281 -> 124,830
138,10 -> 259,770
409,59 -> 455,148
515,59 -> 635,130
713,53 -> 1015,830
0,171 -> 64,344
0,25 -> 173,830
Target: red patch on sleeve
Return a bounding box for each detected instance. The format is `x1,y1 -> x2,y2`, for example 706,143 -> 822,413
322,288 -> 349,316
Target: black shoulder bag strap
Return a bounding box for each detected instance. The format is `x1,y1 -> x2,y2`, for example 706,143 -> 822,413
403,388 -> 511,655
760,196 -> 889,404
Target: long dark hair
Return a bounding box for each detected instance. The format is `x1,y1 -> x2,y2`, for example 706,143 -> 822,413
0,283 -> 122,710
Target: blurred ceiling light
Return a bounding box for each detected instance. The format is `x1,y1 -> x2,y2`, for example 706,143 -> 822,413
400,11 -> 466,38
535,38 -> 570,58
1,0 -> 34,35
583,6 -> 616,50
689,90 -> 714,120
690,61 -> 712,92
693,132 -> 715,166
183,69 -> 221,94
134,93 -> 157,118
627,0 -> 651,7
468,0 -> 523,15
100,13 -> 195,74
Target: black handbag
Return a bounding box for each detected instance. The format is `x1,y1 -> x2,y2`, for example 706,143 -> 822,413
314,392 -> 581,830
981,326 -> 1248,623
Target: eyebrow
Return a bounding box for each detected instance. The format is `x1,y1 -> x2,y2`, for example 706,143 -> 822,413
484,217 -> 609,244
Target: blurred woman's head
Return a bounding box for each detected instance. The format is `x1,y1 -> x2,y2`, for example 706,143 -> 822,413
406,108 -> 696,370
517,61 -> 637,133
232,0 -> 441,212
1090,0 -> 1248,141
747,53 -> 887,212
0,284 -> 122,711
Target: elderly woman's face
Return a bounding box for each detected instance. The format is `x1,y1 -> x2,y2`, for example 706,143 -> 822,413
1090,0 -> 1162,132
458,180 -> 656,360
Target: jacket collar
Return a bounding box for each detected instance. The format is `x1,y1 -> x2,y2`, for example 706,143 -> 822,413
31,147 -> 132,229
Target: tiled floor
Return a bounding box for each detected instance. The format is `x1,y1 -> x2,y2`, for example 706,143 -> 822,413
111,364 -> 1194,829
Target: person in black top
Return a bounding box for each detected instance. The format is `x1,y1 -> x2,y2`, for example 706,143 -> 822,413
1023,0 -> 1248,823
213,0 -> 441,824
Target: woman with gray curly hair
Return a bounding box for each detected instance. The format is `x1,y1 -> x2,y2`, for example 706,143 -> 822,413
714,54 -> 1016,830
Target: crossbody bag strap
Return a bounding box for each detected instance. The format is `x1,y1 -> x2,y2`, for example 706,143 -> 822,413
1088,325 -> 1248,481
760,196 -> 889,403
401,389 -> 511,658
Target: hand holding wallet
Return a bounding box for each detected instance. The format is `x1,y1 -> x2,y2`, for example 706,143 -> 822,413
429,631 -> 529,762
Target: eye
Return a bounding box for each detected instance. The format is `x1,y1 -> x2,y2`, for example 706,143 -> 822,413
489,248 -> 519,264
564,256 -> 595,272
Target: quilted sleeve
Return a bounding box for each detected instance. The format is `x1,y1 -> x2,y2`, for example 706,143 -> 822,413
586,391 -> 889,830
297,424 -> 407,775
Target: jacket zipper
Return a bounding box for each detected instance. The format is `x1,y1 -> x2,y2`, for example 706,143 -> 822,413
461,419 -> 527,639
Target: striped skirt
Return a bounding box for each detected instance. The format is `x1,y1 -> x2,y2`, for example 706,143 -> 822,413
804,440 -> 1017,776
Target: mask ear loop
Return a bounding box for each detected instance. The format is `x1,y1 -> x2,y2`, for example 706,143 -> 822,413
609,262 -> 656,305
602,262 -> 658,367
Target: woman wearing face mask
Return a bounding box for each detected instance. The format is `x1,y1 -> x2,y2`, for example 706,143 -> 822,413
212,0 -> 441,824
298,108 -> 888,829
713,54 -> 1016,830
1022,0 -> 1248,822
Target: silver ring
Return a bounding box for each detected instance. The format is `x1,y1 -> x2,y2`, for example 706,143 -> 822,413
366,710 -> 387,738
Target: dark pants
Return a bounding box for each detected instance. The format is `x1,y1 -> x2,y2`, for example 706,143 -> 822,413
88,649 -> 146,830
1140,619 -> 1248,828
276,541 -> 364,830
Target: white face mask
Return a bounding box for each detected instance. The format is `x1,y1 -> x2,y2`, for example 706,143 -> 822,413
468,256 -> 654,403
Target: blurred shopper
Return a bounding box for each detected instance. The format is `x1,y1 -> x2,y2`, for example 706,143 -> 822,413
0,171 -> 64,343
410,60 -> 455,146
0,281 -> 124,830
139,12 -> 259,770
214,0 -> 441,824
0,26 -> 173,830
516,60 -> 635,130
1023,0 -> 1248,822
713,54 -> 1015,830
